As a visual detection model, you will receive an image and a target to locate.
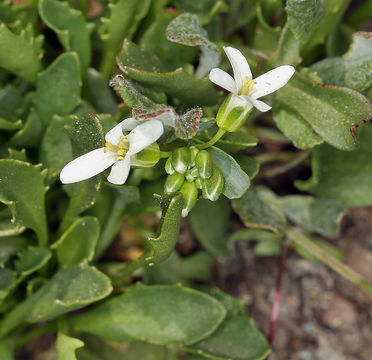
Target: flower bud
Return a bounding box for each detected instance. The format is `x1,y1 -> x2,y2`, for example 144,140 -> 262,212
180,180 -> 198,217
165,156 -> 175,175
171,147 -> 191,174
200,166 -> 224,201
195,150 -> 213,179
164,173 -> 185,193
131,142 -> 160,168
216,94 -> 254,132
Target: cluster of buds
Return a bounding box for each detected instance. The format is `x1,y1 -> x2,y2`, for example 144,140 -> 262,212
164,146 -> 224,217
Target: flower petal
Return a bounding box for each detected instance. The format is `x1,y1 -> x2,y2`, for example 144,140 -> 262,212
250,65 -> 295,99
127,119 -> 164,155
241,96 -> 272,112
223,46 -> 252,91
105,121 -> 125,144
121,117 -> 138,132
209,68 -> 237,93
107,154 -> 131,185
60,148 -> 116,184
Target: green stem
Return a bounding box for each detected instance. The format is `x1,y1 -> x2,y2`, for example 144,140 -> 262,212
287,227 -> 372,297
197,128 -> 226,150
262,150 -> 311,178
254,151 -> 294,164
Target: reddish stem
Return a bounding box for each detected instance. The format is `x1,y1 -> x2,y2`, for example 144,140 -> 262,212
266,243 -> 289,360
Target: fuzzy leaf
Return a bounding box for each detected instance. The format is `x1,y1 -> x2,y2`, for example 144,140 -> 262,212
71,283 -> 226,345
176,107 -> 202,139
296,123 -> 372,207
166,12 -> 220,78
190,197 -> 231,258
116,40 -> 219,106
273,72 -> 372,150
52,217 -> 99,267
189,314 -> 271,360
0,23 -> 43,83
99,0 -> 151,77
282,196 -> 347,238
0,160 -> 48,246
121,193 -> 183,276
0,263 -> 112,338
39,0 -> 93,75
311,32 -> 372,96
35,52 -> 81,127
208,147 -> 250,199
232,186 -> 286,234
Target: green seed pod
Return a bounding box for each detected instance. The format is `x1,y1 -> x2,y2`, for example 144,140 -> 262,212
165,156 -> 175,175
195,150 -> 213,179
195,177 -> 202,189
164,173 -> 185,193
171,147 -> 191,174
189,146 -> 199,166
180,180 -> 199,217
200,166 -> 224,201
216,94 -> 254,132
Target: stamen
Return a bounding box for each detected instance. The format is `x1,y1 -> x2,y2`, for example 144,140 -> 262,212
104,137 -> 130,158
238,76 -> 255,96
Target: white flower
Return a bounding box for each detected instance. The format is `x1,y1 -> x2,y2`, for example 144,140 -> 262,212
60,118 -> 164,185
209,46 -> 295,112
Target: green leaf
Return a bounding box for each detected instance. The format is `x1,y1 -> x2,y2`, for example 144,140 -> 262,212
0,118 -> 22,131
0,85 -> 22,122
296,124 -> 372,207
121,193 -> 183,276
0,263 -> 112,338
56,333 -> 84,360
286,0 -> 351,57
15,246 -> 51,277
0,237 -> 28,268
60,113 -> 105,233
39,0 -> 93,75
99,0 -> 151,77
0,269 -> 15,303
71,283 -> 226,345
9,107 -> 43,148
35,52 -> 81,127
116,40 -> 219,106
52,217 -> 99,267
141,9 -> 198,72
0,23 -> 43,83
190,197 -> 231,258
189,314 -> 270,360
0,160 -> 48,246
232,186 -> 286,234
166,12 -> 220,78
40,115 -> 73,184
311,32 -> 372,96
282,196 -> 347,238
273,72 -> 372,150
233,156 -> 260,180
87,68 -> 117,114
208,147 -> 250,199
274,23 -> 302,66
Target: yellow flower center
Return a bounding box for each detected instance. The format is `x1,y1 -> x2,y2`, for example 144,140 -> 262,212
104,136 -> 130,161
238,76 -> 255,96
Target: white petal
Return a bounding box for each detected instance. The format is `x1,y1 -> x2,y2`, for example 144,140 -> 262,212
223,46 -> 252,92
105,121 -> 125,144
209,68 -> 237,93
250,65 -> 295,99
107,155 -> 131,185
121,117 -> 138,132
60,148 -> 116,184
242,96 -> 272,112
127,119 -> 164,155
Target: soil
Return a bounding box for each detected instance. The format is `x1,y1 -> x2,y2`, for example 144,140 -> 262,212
219,207 -> 372,360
